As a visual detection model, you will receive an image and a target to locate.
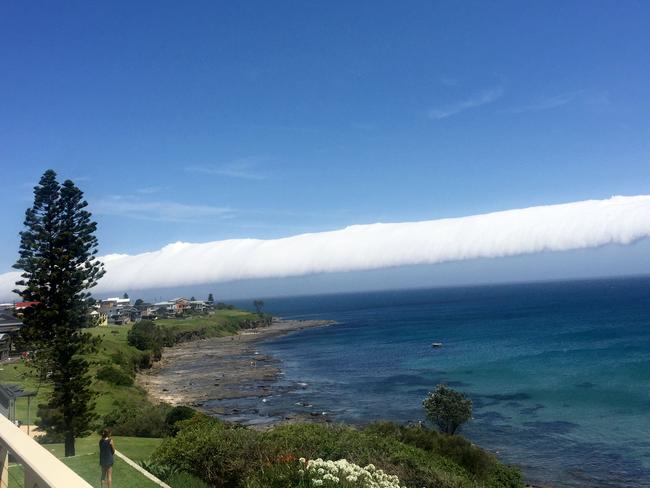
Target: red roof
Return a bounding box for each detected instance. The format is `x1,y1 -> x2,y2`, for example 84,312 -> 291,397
15,301 -> 40,309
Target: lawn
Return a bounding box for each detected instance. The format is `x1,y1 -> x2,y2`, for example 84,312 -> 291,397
8,435 -> 164,488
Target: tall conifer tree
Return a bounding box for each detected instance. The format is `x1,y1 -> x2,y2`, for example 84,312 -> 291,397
13,170 -> 104,456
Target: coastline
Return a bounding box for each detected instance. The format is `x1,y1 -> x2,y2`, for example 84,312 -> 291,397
137,318 -> 335,426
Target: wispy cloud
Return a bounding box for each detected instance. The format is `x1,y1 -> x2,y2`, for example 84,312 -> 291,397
428,87 -> 504,120
185,160 -> 269,180
92,195 -> 234,222
507,91 -> 583,113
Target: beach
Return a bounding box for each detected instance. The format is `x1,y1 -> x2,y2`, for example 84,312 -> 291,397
137,318 -> 334,426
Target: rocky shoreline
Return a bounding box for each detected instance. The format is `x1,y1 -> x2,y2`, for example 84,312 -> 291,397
137,318 -> 335,427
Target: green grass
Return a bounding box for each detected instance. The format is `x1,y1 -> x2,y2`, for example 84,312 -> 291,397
41,435 -> 162,460
0,361 -> 50,424
8,436 -> 164,488
156,309 -> 258,338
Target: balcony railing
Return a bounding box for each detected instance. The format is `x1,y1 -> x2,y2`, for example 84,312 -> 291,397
0,414 -> 92,488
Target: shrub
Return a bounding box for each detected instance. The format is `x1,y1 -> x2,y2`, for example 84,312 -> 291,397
487,464 -> 524,488
153,416 -> 262,487
165,406 -> 197,435
167,471 -> 212,488
139,460 -> 177,480
435,434 -> 494,480
153,417 -> 523,488
103,401 -> 172,437
128,320 -> 163,359
95,364 -> 134,386
423,384 -> 473,435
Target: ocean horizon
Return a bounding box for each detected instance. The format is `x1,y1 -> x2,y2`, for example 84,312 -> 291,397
233,276 -> 650,487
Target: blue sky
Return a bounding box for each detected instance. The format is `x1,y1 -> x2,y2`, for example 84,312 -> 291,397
1,1 -> 649,296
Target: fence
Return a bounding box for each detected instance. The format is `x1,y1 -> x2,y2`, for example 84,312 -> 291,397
0,414 -> 92,488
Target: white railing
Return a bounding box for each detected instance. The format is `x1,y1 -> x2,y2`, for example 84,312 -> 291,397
0,414 -> 92,488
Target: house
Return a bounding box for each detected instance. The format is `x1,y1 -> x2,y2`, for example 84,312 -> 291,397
154,301 -> 175,316
140,306 -> 159,320
0,312 -> 23,360
89,307 -> 109,326
98,297 -> 134,325
171,298 -> 191,314
99,297 -> 131,315
189,300 -> 208,313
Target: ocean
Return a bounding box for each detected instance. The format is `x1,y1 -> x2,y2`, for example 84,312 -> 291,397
234,276 -> 650,487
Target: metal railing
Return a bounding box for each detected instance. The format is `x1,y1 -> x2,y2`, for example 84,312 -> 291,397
0,414 -> 92,488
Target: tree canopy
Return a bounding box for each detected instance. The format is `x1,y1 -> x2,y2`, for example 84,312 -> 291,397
13,170 -> 104,456
423,384 -> 473,435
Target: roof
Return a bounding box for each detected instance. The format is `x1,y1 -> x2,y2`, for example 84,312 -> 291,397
15,301 -> 39,309
0,311 -> 22,333
0,384 -> 37,399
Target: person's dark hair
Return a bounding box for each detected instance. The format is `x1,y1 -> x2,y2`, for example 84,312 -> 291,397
102,428 -> 111,438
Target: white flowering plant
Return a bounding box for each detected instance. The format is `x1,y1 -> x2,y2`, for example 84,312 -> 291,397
299,458 -> 406,488
244,454 -> 406,488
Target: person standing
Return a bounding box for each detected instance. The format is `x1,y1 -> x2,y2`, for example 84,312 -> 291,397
99,429 -> 115,488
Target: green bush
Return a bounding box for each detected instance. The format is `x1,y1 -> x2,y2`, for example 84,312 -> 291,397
167,471 -> 212,488
139,460 -> 177,480
423,384 -> 473,435
153,416 -> 262,487
128,320 -> 163,359
365,422 -> 500,480
152,416 -> 523,488
165,406 -> 197,435
487,464 -> 524,488
95,364 -> 134,386
103,401 -> 172,437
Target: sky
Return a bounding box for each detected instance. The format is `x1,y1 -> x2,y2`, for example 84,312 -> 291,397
1,1 -> 649,299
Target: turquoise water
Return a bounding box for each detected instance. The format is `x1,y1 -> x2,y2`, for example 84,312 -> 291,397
238,277 -> 650,487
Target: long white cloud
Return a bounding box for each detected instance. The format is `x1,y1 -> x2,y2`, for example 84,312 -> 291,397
2,195 -> 650,299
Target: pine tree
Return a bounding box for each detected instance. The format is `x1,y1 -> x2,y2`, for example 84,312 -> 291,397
13,170 -> 104,456
207,293 -> 214,303
123,292 -> 129,299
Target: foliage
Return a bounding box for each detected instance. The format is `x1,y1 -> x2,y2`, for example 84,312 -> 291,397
96,364 -> 134,386
364,422 -> 500,480
128,320 -> 164,359
139,460 -> 178,480
253,299 -> 264,315
423,384 -> 473,435
207,293 -> 214,303
103,401 -> 172,438
165,405 -> 197,435
152,416 -> 523,488
153,416 -> 261,487
167,471 -> 212,488
13,170 -> 104,456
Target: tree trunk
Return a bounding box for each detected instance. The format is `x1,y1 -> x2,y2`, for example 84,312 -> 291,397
64,432 -> 75,457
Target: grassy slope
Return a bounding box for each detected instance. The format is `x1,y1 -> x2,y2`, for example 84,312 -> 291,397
0,309 -> 260,422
